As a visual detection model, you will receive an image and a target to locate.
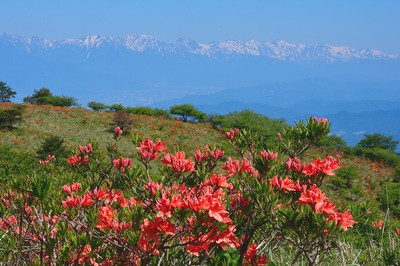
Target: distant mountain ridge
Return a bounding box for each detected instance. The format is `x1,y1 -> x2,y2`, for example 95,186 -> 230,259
1,33 -> 397,62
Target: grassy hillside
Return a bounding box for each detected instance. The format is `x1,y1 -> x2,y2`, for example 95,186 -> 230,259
0,103 -> 226,156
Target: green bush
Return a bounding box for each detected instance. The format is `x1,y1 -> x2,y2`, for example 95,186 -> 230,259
379,182 -> 400,218
317,135 -> 349,151
36,135 -> 69,160
0,145 -> 37,175
126,106 -> 169,117
0,104 -> 25,130
214,110 -> 288,147
170,104 -> 206,122
354,147 -> 400,166
357,133 -> 399,152
23,88 -> 77,107
87,101 -> 109,111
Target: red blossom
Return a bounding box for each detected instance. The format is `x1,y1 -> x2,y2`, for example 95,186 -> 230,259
223,158 -> 257,178
62,194 -> 94,209
161,151 -> 195,173
145,180 -> 163,196
209,174 -> 233,190
114,126 -> 123,135
302,156 -> 341,177
260,150 -> 278,161
225,128 -> 240,141
285,156 -> 302,173
194,149 -> 208,162
244,243 -> 269,266
327,210 -> 356,231
230,191 -> 250,209
62,182 -> 82,194
0,215 -> 17,230
39,154 -> 55,165
277,132 -> 282,141
69,244 -> 96,265
372,220 -> 384,229
136,137 -> 167,163
67,154 -> 89,165
268,176 -> 296,192
209,148 -> 224,161
113,157 -> 132,172
78,143 -> 93,154
297,184 -> 327,213
156,194 -> 173,218
88,187 -> 109,200
313,117 -> 329,124
214,225 -> 240,249
139,217 -> 176,252
209,200 -> 232,224
321,200 -> 337,216
96,205 -> 132,232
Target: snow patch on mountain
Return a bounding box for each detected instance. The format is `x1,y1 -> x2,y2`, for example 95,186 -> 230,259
0,33 -> 397,62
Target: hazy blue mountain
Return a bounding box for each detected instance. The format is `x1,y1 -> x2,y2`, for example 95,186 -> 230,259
1,33 -> 399,105
1,33 -> 399,149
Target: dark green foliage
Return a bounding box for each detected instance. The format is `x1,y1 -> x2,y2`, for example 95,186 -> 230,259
393,168 -> 400,183
23,88 -> 52,104
109,104 -> 126,112
87,101 -> 109,111
328,166 -> 363,201
207,114 -> 225,129
126,106 -> 169,117
354,147 -> 400,166
36,135 -> 69,160
45,95 -> 78,107
169,104 -> 206,122
0,146 -> 37,176
0,104 -> 25,129
317,135 -> 348,151
0,81 -> 16,102
112,111 -> 133,133
379,182 -> 400,218
357,133 -> 399,152
23,88 -> 77,107
216,110 -> 288,146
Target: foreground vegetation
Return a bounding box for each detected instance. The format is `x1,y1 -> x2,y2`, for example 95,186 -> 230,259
1,101 -> 399,265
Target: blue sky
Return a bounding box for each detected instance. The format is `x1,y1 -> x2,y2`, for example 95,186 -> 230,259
1,0 -> 399,53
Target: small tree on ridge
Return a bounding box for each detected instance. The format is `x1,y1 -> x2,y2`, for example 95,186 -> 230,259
0,81 -> 16,102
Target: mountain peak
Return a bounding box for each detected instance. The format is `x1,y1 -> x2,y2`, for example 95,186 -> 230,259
0,33 -> 397,62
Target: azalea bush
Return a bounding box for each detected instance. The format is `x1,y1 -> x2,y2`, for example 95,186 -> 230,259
0,117 -> 365,265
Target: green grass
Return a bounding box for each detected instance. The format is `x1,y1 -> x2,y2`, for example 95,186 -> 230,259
0,103 -> 226,156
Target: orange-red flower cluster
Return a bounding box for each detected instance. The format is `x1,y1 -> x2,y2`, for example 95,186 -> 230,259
372,220 -> 384,229
96,206 -> 132,232
39,154 -> 55,165
223,158 -> 258,178
67,154 -> 88,165
260,150 -> 278,161
78,143 -> 93,154
62,182 -> 81,194
136,137 -> 167,163
161,151 -> 195,173
113,157 -> 132,172
285,156 -> 341,177
297,184 -> 356,231
302,156 -> 341,176
225,128 -> 240,141
244,243 -> 269,266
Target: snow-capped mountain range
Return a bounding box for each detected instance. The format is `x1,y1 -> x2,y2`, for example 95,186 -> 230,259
1,33 -> 397,62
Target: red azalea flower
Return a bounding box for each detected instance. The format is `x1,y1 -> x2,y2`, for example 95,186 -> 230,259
161,151 -> 195,173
